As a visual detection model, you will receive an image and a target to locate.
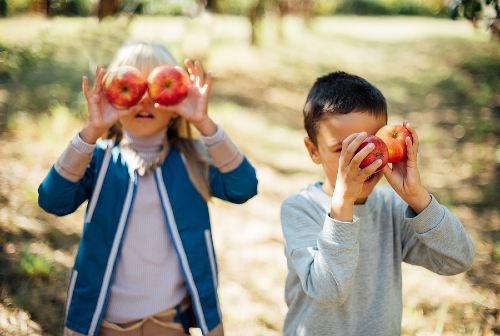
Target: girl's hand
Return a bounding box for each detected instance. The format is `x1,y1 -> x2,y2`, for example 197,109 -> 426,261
382,121 -> 431,213
158,59 -> 216,136
80,66 -> 141,144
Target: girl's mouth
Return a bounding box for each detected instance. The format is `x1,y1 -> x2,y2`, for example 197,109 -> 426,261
135,111 -> 154,119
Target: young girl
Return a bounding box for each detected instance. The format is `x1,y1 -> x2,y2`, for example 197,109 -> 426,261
38,43 -> 258,336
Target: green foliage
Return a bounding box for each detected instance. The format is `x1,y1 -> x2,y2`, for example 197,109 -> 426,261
0,18 -> 130,130
335,0 -> 447,16
142,0 -> 198,16
5,0 -> 90,16
0,41 -> 55,82
5,0 -> 30,14
19,248 -> 53,278
48,0 -> 91,16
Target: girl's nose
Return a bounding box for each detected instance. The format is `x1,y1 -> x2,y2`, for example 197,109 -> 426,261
139,92 -> 153,105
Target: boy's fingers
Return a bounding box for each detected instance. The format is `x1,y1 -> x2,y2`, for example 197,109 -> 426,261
339,133 -> 360,167
341,132 -> 362,152
405,122 -> 419,154
350,142 -> 374,167
345,132 -> 367,159
340,132 -> 366,167
406,136 -> 417,163
362,159 -> 383,177
382,164 -> 392,176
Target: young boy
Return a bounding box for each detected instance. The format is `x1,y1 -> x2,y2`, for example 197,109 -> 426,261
280,71 -> 475,335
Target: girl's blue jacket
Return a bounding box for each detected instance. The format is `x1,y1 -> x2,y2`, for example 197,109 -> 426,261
38,140 -> 258,335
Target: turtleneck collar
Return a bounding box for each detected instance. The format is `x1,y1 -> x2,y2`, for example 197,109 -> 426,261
122,128 -> 167,153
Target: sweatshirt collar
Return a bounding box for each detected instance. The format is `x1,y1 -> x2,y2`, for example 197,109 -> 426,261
307,182 -> 374,217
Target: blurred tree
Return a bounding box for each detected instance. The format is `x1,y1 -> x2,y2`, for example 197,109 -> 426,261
205,0 -> 219,13
248,0 -> 267,45
248,0 -> 317,46
97,0 -> 121,20
450,0 -> 500,41
0,0 -> 6,16
45,0 -> 52,16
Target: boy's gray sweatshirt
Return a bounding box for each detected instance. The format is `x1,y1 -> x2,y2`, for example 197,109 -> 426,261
280,183 -> 474,336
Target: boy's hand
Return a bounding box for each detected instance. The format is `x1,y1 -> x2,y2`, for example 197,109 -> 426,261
81,66 -> 141,144
331,132 -> 383,222
157,59 -> 216,136
382,122 -> 431,213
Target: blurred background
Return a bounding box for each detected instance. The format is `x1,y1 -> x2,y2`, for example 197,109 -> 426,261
0,0 -> 498,335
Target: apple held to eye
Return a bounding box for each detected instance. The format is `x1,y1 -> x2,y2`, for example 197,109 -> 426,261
103,66 -> 148,109
375,125 -> 413,163
147,65 -> 189,106
356,135 -> 389,171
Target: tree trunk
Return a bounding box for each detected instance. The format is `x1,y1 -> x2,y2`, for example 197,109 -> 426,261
0,0 -> 7,17
45,0 -> 51,17
205,0 -> 219,13
97,0 -> 121,21
302,0 -> 314,29
276,0 -> 288,42
248,0 -> 266,46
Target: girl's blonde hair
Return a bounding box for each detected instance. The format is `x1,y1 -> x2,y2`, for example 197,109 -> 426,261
105,43 -> 211,201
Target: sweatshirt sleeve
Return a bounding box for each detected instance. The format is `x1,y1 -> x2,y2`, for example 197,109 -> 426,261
205,126 -> 258,204
400,194 -> 475,275
281,195 -> 360,305
38,134 -> 101,216
54,133 -> 95,182
201,125 -> 243,173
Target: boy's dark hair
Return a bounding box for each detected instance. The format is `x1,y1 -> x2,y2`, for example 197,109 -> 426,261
303,71 -> 387,144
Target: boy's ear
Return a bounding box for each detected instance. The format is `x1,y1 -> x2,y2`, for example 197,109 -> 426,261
304,137 -> 321,164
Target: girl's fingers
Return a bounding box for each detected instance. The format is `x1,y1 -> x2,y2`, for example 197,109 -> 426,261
82,76 -> 89,100
203,72 -> 213,95
195,60 -> 204,87
185,59 -> 196,82
93,67 -> 104,94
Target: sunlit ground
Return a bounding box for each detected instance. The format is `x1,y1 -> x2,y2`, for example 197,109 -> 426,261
0,14 -> 498,335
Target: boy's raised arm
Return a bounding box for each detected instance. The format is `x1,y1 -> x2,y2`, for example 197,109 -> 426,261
281,195 -> 360,305
398,194 -> 475,275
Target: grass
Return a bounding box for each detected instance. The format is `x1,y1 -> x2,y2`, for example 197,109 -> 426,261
0,13 -> 499,335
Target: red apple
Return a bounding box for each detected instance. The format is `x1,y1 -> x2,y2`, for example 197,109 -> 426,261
103,66 -> 147,109
355,135 -> 389,171
375,125 -> 413,163
147,65 -> 189,106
